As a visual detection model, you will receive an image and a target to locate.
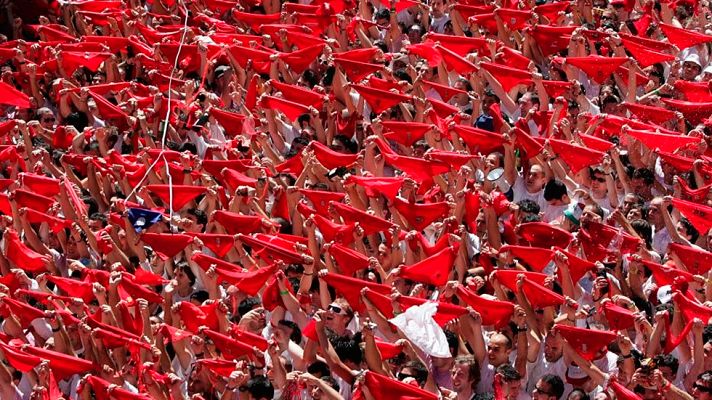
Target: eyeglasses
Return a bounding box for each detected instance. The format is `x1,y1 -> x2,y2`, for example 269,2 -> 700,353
533,385 -> 554,396
328,304 -> 348,316
694,383 -> 712,393
397,372 -> 416,381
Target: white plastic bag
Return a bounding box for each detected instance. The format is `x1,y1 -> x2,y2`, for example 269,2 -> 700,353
389,302 -> 452,358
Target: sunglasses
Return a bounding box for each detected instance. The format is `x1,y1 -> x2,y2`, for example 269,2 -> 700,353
42,117 -> 56,123
397,372 -> 416,381
533,385 -> 554,396
592,177 -> 607,183
328,304 -> 348,316
694,383 -> 712,393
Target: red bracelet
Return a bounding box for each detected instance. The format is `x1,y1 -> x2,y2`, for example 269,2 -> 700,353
661,380 -> 673,392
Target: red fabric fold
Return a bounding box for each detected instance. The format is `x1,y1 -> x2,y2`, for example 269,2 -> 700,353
260,96 -> 310,120
0,82 -> 31,108
310,141 -> 359,170
140,233 -> 193,260
329,243 -> 370,275
548,138 -> 605,173
435,44 -> 479,75
5,229 -> 47,272
481,62 -> 533,91
624,102 -> 676,125
345,175 -> 404,200
399,245 -> 458,286
517,221 -> 573,248
660,23 -> 712,50
351,85 -> 412,114
394,198 -> 450,231
602,301 -> 636,331
146,185 -> 207,210
322,273 -> 391,313
620,37 -> 676,67
672,198 -> 712,235
330,202 -> 393,235
529,25 -> 575,56
456,286 -> 514,328
333,57 -> 384,82
661,98 -> 712,125
358,371 -> 439,400
555,324 -> 617,360
668,243 -> 712,275
500,245 -> 554,272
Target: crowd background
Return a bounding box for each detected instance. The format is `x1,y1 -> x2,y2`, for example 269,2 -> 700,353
0,0 -> 711,399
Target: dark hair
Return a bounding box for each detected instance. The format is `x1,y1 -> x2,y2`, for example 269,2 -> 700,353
518,199 -> 540,215
678,217 -> 699,243
186,208 -> 208,227
238,297 -> 261,318
544,179 -> 568,202
402,360 -> 429,386
630,219 -> 652,250
375,8 -> 391,20
190,290 -> 209,304
703,324 -> 712,344
586,203 -> 605,220
540,374 -> 565,399
495,364 -> 521,382
444,330 -> 459,357
246,376 -> 274,400
278,320 -> 302,344
174,262 -> 196,286
632,168 -> 655,185
453,355 -> 480,391
653,354 -> 679,374
331,336 -> 362,365
307,361 -> 331,377
320,376 -> 340,392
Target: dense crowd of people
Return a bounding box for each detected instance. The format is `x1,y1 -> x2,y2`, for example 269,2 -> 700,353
0,0 -> 711,399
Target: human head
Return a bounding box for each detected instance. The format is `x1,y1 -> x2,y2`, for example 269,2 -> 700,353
246,376 -> 274,400
525,164 -> 548,194
653,354 -> 679,383
692,371 -> 712,400
398,361 -> 428,387
532,374 -> 565,400
325,298 -> 354,335
496,364 -> 523,400
487,333 -> 513,367
682,53 -> 703,81
451,355 -> 480,394
544,179 -> 569,206
544,333 -> 564,363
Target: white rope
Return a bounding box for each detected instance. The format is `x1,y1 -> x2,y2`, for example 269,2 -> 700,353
126,0 -> 191,231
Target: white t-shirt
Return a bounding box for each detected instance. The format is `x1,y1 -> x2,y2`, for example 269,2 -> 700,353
512,174 -> 547,211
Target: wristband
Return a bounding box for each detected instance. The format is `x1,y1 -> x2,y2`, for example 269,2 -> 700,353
621,353 -> 632,359
661,380 -> 672,392
52,326 -> 61,333
279,290 -> 289,295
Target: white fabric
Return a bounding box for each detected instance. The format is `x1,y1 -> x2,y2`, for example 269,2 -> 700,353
389,302 -> 451,358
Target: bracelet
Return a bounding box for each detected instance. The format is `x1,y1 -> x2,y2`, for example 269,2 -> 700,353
52,326 -> 61,333
303,272 -> 313,276
661,380 -> 672,392
279,290 -> 289,295
621,353 -> 633,359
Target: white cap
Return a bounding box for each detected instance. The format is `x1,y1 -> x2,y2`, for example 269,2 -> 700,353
703,64 -> 712,75
683,53 -> 702,67
657,285 -> 672,304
